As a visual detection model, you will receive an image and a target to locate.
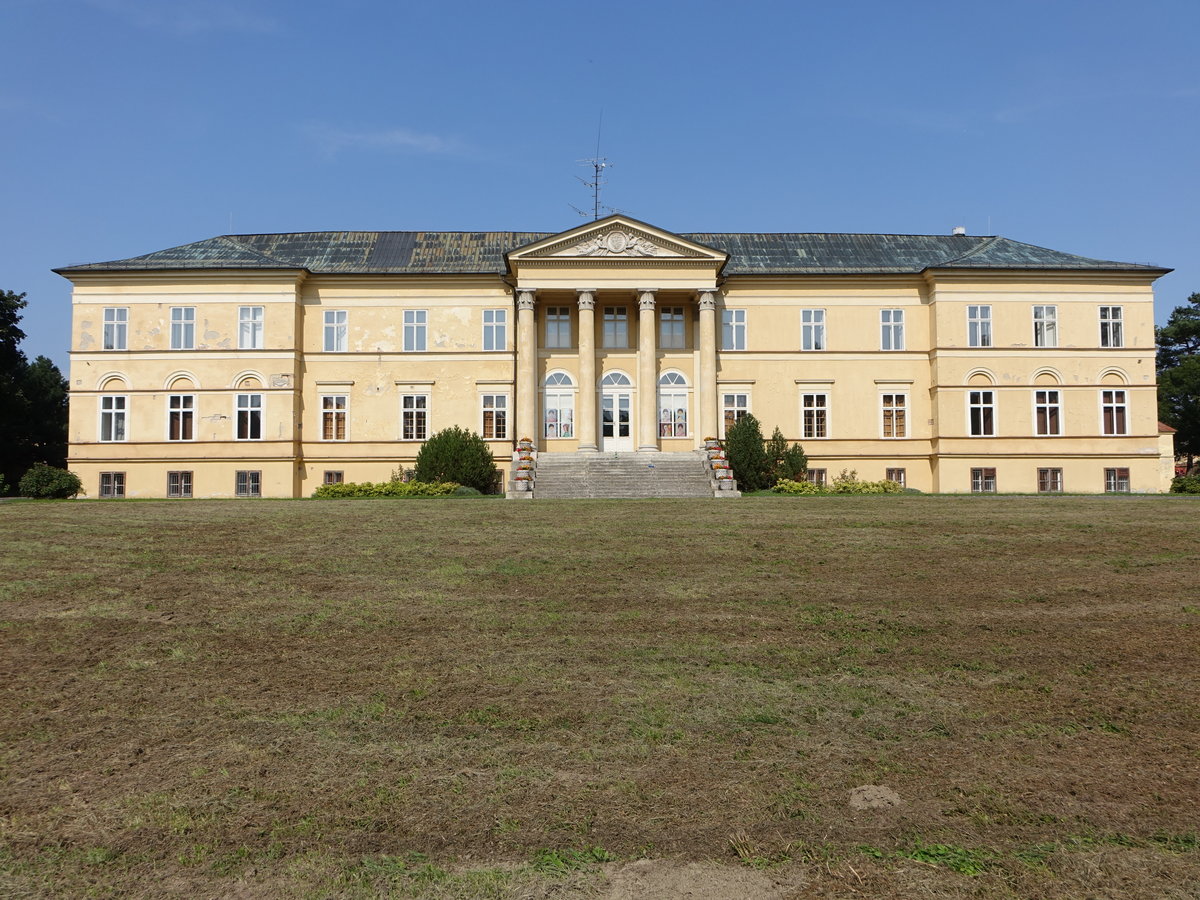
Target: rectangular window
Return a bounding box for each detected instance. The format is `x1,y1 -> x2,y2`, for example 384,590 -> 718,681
801,309 -> 825,351
801,393 -> 828,439
881,309 -> 904,350
99,472 -> 125,498
1033,305 -> 1058,348
167,471 -> 193,498
239,306 -> 264,349
403,310 -> 427,352
100,395 -> 127,442
324,309 -> 347,352
660,307 -> 685,349
885,467 -> 906,487
482,394 -> 508,440
971,467 -> 997,493
722,309 -> 746,351
1101,389 -> 1127,435
401,394 -> 428,441
545,307 -> 571,348
881,393 -> 907,438
1037,468 -> 1063,493
968,305 -> 992,347
805,468 -> 827,486
1105,467 -> 1131,493
602,307 -> 628,348
170,307 -> 195,350
103,307 -> 128,350
321,395 -> 347,441
1100,306 -> 1124,348
168,394 -> 194,441
483,308 -> 507,351
722,392 -> 749,436
1034,390 -> 1061,436
969,390 -> 995,436
235,470 -> 261,498
323,471 -> 344,485
236,393 -> 263,440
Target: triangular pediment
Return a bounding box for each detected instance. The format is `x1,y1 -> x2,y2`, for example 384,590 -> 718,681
507,215 -> 727,264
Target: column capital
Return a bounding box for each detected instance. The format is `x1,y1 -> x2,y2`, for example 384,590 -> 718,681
637,289 -> 657,311
576,289 -> 597,310
697,289 -> 717,311
516,288 -> 536,311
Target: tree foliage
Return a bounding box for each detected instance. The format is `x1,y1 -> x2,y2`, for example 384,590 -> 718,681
765,426 -> 807,485
724,413 -> 770,492
1157,292 -> 1200,465
413,426 -> 499,493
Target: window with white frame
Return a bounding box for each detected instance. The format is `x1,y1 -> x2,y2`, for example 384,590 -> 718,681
170,307 -> 195,350
1101,389 -> 1127,435
1034,390 -> 1061,436
801,309 -> 825,351
968,305 -> 992,347
239,306 -> 264,350
543,372 -> 575,438
482,394 -> 508,440
167,471 -> 193,498
881,393 -> 907,438
1100,306 -> 1123,348
1037,468 -> 1063,493
100,472 -> 125,498
969,390 -> 995,436
971,467 -> 997,493
324,310 -> 347,352
321,395 -> 347,441
722,392 -> 749,435
403,310 -> 427,352
401,394 -> 428,440
323,470 -> 344,485
100,395 -> 127,442
483,309 -> 506,351
657,372 -> 689,438
885,467 -> 906,487
1104,467 -> 1130,493
168,394 -> 194,441
235,470 -> 261,497
801,393 -> 828,439
659,307 -> 685,349
602,307 -> 628,348
722,309 -> 746,351
881,309 -> 904,350
805,468 -> 827,486
1033,305 -> 1058,348
236,393 -> 263,440
545,307 -> 571,348
103,307 -> 128,350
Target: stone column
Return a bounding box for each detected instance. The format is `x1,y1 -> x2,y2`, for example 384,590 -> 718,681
515,289 -> 537,444
576,290 -> 598,451
698,290 -> 718,442
637,289 -> 659,451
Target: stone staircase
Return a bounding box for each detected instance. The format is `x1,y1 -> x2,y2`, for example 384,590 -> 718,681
531,451 -> 725,499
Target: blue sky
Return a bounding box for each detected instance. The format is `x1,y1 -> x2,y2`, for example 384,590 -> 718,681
4,0 -> 1198,368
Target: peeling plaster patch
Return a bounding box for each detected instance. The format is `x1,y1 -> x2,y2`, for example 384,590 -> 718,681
217,339 -> 232,349
204,330 -> 221,341
374,342 -> 395,353
79,333 -> 95,350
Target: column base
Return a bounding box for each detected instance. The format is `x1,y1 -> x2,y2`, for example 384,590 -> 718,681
637,445 -> 661,453
577,444 -> 599,453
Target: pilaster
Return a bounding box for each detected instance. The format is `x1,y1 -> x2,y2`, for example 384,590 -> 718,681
516,289 -> 537,444
637,289 -> 658,451
576,290 -> 598,451
698,290 -> 718,442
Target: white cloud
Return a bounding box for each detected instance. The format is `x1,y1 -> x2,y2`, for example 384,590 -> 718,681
302,123 -> 465,158
82,0 -> 281,35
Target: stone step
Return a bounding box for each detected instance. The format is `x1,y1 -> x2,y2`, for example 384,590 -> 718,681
524,450 -> 721,500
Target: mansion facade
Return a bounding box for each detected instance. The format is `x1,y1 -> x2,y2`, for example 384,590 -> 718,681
57,215 -> 1174,497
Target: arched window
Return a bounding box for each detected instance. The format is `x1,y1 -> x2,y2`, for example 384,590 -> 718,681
658,371 -> 689,438
544,372 -> 575,439
601,371 -> 632,387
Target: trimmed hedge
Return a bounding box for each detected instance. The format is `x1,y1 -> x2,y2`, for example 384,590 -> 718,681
312,480 -> 459,499
773,469 -> 903,495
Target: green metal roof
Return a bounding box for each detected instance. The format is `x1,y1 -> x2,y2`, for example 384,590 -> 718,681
55,230 -> 1168,277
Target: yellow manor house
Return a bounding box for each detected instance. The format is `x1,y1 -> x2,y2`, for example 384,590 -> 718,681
56,215 -> 1175,498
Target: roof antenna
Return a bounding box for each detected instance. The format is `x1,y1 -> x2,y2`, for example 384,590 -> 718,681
570,111 -> 619,220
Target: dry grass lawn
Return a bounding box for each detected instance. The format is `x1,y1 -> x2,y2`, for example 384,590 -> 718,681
1,495 -> 1198,899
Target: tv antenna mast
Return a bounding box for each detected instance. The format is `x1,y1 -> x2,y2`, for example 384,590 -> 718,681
570,112 -> 620,220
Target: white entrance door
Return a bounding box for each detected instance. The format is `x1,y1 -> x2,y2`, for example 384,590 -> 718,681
601,393 -> 632,451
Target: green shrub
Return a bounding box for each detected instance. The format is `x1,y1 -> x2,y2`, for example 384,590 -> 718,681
312,480 -> 459,499
19,463 -> 83,499
771,471 -> 903,496
452,485 -> 482,496
725,414 -> 770,492
413,426 -> 499,493
764,427 -> 808,485
772,478 -> 825,495
1170,474 -> 1200,493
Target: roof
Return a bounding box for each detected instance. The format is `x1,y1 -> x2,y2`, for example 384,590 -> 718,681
55,230 -> 1169,277
1159,421 -> 1177,434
